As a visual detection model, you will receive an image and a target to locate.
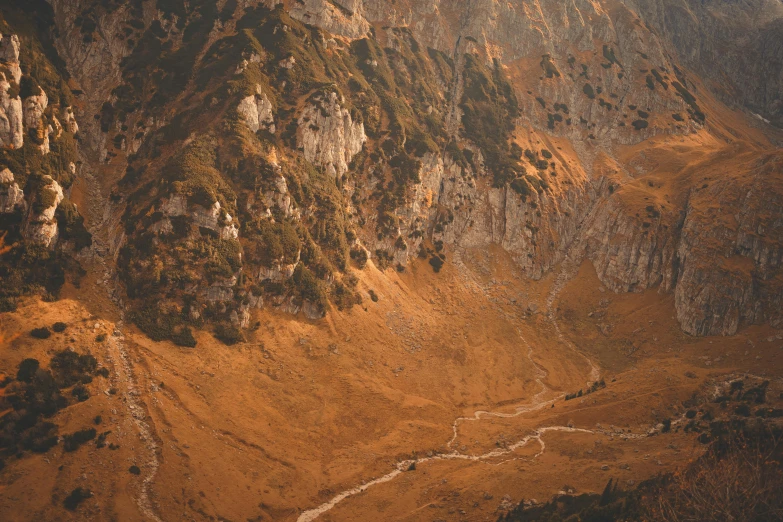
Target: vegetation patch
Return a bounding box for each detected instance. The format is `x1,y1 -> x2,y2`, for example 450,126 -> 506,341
0,351 -> 99,459
460,54 -> 521,187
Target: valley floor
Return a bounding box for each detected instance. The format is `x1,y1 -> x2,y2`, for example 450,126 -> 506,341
2,245 -> 782,521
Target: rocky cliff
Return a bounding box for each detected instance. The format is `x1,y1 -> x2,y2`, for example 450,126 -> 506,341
0,3 -> 90,310
622,0 -> 783,128
2,0 -> 779,341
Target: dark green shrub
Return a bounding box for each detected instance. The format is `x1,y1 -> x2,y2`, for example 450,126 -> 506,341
63,487 -> 92,511
63,428 -> 96,452
30,327 -> 51,339
350,246 -> 369,269
16,359 -> 40,382
171,326 -> 197,348
50,350 -> 98,387
52,322 -> 67,332
72,385 -> 90,402
214,324 -> 244,345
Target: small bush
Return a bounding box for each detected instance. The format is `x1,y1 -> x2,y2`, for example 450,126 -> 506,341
16,358 -> 40,382
350,246 -> 369,269
95,430 -> 111,448
214,324 -> 244,346
72,385 -> 90,402
172,326 -> 197,348
52,322 -> 67,333
129,465 -> 141,475
50,350 -> 98,387
30,327 -> 51,339
63,428 -> 97,452
63,487 -> 92,511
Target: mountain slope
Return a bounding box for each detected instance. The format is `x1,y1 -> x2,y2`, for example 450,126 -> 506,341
0,2 -> 782,520
36,0 -> 782,339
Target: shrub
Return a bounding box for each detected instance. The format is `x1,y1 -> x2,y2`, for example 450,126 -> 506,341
63,487 -> 92,511
214,324 -> 244,345
16,358 -> 40,382
63,428 -> 96,452
30,327 -> 51,339
172,326 -> 197,348
350,246 -> 369,269
95,430 -> 111,448
429,255 -> 444,273
72,385 -> 90,402
129,465 -> 141,475
50,350 -> 98,387
52,322 -> 67,332
459,54 -> 521,187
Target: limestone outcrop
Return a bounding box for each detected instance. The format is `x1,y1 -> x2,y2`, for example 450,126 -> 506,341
25,176 -> 64,247
0,72 -> 23,150
297,91 -> 366,178
238,86 -> 275,134
0,168 -> 25,213
0,33 -> 21,84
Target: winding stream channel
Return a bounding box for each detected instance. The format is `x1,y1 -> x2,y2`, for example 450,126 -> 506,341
297,254 -> 601,522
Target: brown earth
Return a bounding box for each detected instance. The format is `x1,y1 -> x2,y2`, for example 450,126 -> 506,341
2,239 -> 782,521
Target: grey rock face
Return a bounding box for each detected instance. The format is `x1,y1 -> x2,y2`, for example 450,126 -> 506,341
25,176 -> 64,247
297,91 -> 366,178
0,168 -> 25,213
238,86 -> 276,134
622,0 -> 783,127
286,0 -> 369,39
0,74 -> 24,150
0,33 -> 22,84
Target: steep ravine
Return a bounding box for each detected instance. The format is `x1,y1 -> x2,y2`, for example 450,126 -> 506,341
78,155 -> 163,520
